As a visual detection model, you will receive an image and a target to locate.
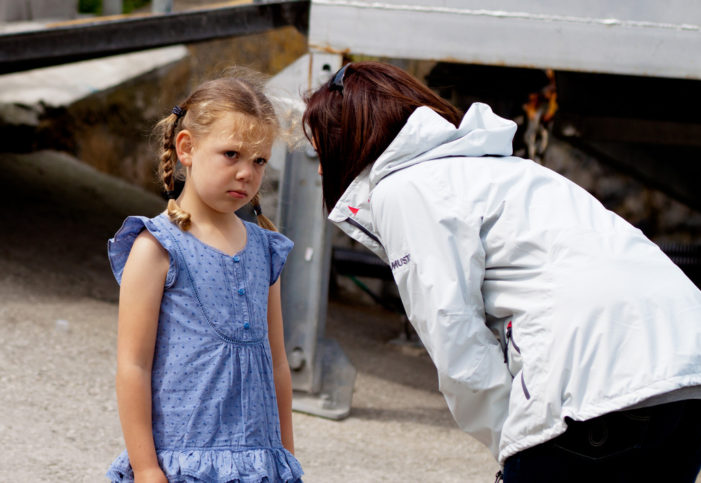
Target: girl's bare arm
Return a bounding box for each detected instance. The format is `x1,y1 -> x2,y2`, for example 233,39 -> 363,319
116,230 -> 169,482
267,280 -> 295,454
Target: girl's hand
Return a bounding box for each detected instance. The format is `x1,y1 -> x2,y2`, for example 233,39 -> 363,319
134,466 -> 168,483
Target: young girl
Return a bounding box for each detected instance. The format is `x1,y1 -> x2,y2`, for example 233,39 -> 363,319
106,72 -> 303,482
304,61 -> 701,482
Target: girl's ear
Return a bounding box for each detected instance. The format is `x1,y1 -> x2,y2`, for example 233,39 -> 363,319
175,130 -> 194,167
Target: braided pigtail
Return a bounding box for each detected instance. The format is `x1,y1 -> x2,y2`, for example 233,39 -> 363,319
167,198 -> 191,231
250,192 -> 277,231
156,106 -> 191,231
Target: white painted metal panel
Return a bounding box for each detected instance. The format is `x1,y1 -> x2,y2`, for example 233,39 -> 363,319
309,0 -> 701,79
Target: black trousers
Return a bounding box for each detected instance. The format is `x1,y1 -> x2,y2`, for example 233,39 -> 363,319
503,399 -> 701,483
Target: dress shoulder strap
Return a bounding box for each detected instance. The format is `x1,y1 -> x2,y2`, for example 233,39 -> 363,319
107,213 -> 179,287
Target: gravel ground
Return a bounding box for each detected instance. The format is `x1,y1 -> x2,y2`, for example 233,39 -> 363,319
0,151 -> 497,482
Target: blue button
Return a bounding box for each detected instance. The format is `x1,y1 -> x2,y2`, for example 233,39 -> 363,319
243,322 -> 250,329
238,288 -> 245,295
233,255 -> 240,262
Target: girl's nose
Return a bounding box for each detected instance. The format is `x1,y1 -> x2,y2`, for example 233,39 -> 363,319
236,162 -> 253,180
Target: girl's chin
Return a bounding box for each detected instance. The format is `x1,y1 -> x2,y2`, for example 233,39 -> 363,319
204,199 -> 250,215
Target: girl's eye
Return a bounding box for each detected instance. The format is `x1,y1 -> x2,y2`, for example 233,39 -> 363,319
254,157 -> 268,166
224,151 -> 239,159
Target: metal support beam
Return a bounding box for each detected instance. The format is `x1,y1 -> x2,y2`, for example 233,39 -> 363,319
270,52 -> 357,420
0,0 -> 309,74
555,115 -> 701,147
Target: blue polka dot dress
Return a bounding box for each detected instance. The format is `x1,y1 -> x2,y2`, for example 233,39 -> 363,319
106,213 -> 303,482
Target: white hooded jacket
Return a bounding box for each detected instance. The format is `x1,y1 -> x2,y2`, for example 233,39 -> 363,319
328,103 -> 701,464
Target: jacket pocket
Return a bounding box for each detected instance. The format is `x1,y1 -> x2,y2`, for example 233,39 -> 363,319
505,321 -> 522,375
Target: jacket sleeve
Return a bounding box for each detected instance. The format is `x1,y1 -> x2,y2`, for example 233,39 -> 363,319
370,172 -> 513,459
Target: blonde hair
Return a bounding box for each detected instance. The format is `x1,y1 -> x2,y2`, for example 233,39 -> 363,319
155,68 -> 279,231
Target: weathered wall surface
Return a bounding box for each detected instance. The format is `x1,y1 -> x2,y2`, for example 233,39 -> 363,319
542,138 -> 701,244
0,26 -> 308,196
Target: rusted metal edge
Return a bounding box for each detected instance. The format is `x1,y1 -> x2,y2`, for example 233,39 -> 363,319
0,0 -> 310,75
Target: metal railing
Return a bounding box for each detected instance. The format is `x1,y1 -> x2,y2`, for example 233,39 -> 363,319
0,0 -> 309,74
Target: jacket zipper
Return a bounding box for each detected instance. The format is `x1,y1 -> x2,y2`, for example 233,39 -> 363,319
506,321 -> 530,400
506,321 -> 521,354
345,217 -> 382,244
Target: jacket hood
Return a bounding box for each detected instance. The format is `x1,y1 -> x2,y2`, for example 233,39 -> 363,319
369,102 -> 517,187
328,102 -> 517,262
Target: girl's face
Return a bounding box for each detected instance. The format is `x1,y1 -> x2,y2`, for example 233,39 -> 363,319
178,112 -> 273,215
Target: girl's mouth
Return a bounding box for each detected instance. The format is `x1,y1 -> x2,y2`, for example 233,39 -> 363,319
227,190 -> 247,199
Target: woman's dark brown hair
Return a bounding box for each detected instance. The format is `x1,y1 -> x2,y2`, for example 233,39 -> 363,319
303,61 -> 462,210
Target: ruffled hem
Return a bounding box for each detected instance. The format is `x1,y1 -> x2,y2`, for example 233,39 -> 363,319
106,447 -> 303,483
